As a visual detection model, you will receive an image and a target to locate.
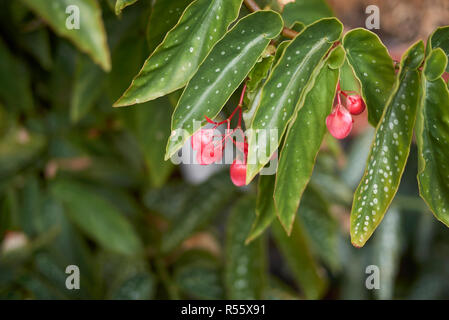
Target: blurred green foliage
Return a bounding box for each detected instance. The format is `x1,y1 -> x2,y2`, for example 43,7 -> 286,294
0,0 -> 449,300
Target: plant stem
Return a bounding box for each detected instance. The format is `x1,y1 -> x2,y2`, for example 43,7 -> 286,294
243,0 -> 298,39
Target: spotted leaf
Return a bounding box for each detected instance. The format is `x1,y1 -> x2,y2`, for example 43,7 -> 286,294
428,26 -> 449,72
146,0 -> 194,53
246,18 -> 343,184
416,48 -> 449,227
21,0 -> 111,71
114,0 -> 243,107
165,11 -> 283,159
225,196 -> 266,299
274,48 -> 341,234
350,41 -> 425,247
343,28 -> 396,126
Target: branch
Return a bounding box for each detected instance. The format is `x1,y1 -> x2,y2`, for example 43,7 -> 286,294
243,0 -> 299,39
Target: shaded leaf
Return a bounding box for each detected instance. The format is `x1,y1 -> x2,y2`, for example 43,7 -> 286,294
225,196 -> 266,299
246,18 -> 343,183
121,97 -> 174,187
51,179 -> 144,255
146,0 -> 193,53
21,0 -> 111,71
115,0 -> 138,15
343,28 -> 396,125
165,11 -> 283,159
274,48 -> 340,233
299,186 -> 340,273
70,54 -> 105,123
0,128 -> 45,179
272,219 -> 327,299
350,41 -> 425,247
114,0 -> 243,107
416,48 -> 449,227
0,39 -> 33,111
160,171 -> 235,253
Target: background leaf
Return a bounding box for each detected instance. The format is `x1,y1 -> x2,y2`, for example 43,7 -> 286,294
146,0 -> 193,54
225,195 -> 266,299
21,0 -> 111,71
272,219 -> 327,299
51,179 -> 144,256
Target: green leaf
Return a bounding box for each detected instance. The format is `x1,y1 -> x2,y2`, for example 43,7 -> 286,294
428,26 -> 449,72
51,179 -> 144,255
120,97 -> 174,187
21,0 -> 111,71
225,196 -> 266,299
246,18 -> 343,183
70,54 -> 105,123
282,0 -> 333,26
114,0 -> 243,107
20,28 -> 53,70
299,186 -> 340,272
0,39 -> 33,111
160,171 -> 235,253
111,272 -> 156,299
246,175 -> 276,244
416,48 -> 449,227
165,11 -> 283,159
146,0 -> 194,54
274,48 -> 340,233
0,128 -> 45,180
272,219 -> 327,299
343,28 -> 396,126
174,252 -> 223,299
372,206 -> 401,300
350,41 -> 425,247
115,0 -> 138,15
339,57 -> 362,94
243,53 -> 275,129
423,48 -> 447,81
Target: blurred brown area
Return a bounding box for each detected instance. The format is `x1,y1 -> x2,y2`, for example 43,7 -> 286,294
281,0 -> 449,59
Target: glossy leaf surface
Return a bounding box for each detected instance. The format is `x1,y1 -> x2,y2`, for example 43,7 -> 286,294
350,41 -> 425,247
274,49 -> 340,233
428,26 -> 449,72
114,0 -> 243,107
343,28 -> 396,125
165,11 -> 283,159
416,48 -> 449,227
146,0 -> 193,53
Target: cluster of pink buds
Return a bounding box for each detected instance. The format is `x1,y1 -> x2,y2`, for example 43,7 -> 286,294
326,83 -> 366,139
190,85 -> 248,186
